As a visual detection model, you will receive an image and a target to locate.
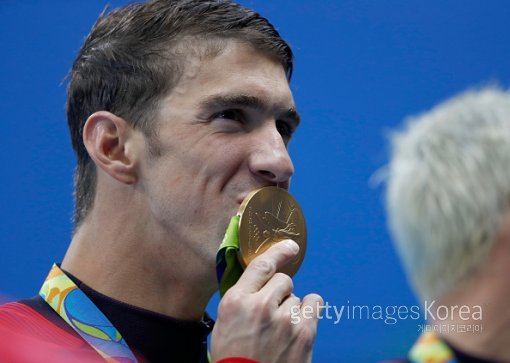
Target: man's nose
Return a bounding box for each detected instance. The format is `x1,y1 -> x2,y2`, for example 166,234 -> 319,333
248,125 -> 294,185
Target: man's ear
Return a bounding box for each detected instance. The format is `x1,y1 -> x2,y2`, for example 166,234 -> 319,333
83,111 -> 140,185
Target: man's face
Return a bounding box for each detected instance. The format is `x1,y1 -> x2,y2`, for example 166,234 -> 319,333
139,41 -> 299,272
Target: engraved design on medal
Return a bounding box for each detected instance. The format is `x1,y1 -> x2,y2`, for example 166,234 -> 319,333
238,186 -> 307,276
252,199 -> 301,255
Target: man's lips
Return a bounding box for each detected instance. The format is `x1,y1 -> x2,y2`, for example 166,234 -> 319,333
235,184 -> 284,205
236,189 -> 258,206
236,194 -> 248,205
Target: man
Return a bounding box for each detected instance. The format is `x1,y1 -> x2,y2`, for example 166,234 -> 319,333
385,87 -> 510,362
0,1 -> 322,362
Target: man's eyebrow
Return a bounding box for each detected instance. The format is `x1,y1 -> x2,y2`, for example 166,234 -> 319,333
200,94 -> 265,110
199,94 -> 301,126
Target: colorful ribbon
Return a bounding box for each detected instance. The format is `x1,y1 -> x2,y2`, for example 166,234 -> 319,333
39,264 -> 138,363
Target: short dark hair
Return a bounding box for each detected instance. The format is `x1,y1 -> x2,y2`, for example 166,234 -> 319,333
66,0 -> 293,229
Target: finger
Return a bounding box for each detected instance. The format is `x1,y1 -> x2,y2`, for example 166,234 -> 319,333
279,294 -> 301,312
279,294 -> 302,326
235,239 -> 299,293
258,272 -> 294,305
299,293 -> 324,330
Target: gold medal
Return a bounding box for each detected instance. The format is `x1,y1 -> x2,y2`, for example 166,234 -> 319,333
237,186 -> 307,277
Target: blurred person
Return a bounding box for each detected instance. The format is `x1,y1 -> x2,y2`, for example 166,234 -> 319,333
0,1 -> 322,362
385,87 -> 510,362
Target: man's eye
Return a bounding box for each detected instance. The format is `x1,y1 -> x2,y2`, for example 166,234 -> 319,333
276,120 -> 293,138
214,109 -> 244,123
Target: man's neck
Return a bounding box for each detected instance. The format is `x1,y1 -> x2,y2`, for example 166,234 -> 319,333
432,264 -> 510,360
430,297 -> 510,362
61,190 -> 217,321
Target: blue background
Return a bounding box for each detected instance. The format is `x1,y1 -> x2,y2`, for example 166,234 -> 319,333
1,1 -> 509,361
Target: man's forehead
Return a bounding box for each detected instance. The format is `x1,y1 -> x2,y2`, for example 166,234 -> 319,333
163,41 -> 295,107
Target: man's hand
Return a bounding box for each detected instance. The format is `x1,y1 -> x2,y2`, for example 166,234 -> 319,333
211,240 -> 323,363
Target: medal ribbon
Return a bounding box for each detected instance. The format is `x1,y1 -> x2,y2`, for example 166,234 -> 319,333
408,332 -> 457,363
39,264 -> 138,363
216,215 -> 244,298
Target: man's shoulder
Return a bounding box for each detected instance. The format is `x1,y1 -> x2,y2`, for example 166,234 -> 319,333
0,296 -> 74,337
0,298 -> 44,327
0,296 -> 84,347
0,296 -> 102,362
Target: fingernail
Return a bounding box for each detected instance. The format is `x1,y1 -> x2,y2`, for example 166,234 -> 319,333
285,240 -> 299,253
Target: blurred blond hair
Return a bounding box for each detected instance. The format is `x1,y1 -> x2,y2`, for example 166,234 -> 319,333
386,86 -> 510,301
